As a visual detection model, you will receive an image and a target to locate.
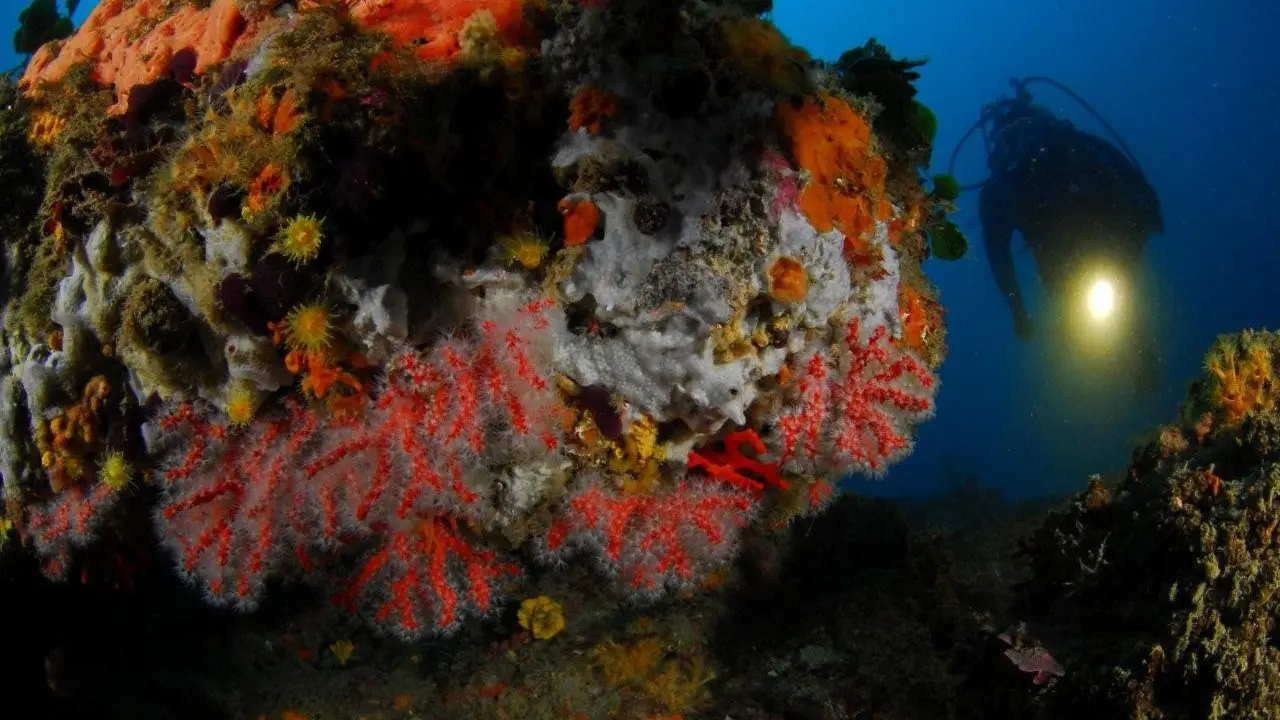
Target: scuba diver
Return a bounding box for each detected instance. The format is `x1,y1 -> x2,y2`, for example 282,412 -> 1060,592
950,77 -> 1164,390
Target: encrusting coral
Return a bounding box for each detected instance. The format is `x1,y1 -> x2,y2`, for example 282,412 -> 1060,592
0,0 -> 954,644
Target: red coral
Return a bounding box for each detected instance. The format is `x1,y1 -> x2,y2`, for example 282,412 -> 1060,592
778,317 -> 936,476
153,299 -> 562,637
543,481 -> 756,595
333,516 -> 518,635
24,483 -> 120,580
687,429 -> 787,492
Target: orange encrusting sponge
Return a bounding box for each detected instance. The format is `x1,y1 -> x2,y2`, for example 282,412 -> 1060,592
20,0 -> 526,115
345,0 -> 526,63
775,93 -> 890,266
21,0 -> 261,115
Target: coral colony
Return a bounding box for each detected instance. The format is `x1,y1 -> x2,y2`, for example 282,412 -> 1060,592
1,0 -> 950,640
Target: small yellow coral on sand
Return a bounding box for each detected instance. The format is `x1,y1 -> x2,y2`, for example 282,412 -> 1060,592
284,304 -> 334,352
98,451 -> 133,492
276,214 -> 324,265
517,595 -> 565,640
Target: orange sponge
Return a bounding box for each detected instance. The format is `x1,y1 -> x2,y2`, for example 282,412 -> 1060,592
776,93 -> 889,265
21,0 -> 263,115
346,0 -> 525,63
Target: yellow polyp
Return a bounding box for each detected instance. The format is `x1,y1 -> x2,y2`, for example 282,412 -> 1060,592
27,109 -> 67,147
590,637 -> 664,687
284,304 -> 334,352
1204,334 -> 1275,426
276,214 -> 324,265
621,461 -> 661,495
98,451 -> 133,492
224,382 -> 259,427
627,415 -> 658,465
517,595 -> 565,640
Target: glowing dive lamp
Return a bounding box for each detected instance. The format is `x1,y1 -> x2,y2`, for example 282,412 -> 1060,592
1085,278 -> 1117,321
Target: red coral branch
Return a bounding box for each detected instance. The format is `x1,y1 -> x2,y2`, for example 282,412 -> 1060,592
543,480 -> 756,595
687,429 -> 788,492
24,482 -> 119,580
778,317 -> 936,476
152,300 -> 561,637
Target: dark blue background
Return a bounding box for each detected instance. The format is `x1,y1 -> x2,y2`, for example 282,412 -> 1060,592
773,1 -> 1280,498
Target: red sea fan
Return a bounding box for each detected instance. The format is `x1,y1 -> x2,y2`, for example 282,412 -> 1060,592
150,299 -> 562,637
542,477 -> 757,596
778,316 -> 936,476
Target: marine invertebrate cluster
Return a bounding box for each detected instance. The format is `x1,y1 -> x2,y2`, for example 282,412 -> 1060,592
1202,331 -> 1275,426
0,0 -> 951,641
152,298 -> 559,635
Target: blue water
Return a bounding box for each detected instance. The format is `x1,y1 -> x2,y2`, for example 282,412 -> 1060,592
1,0 -> 94,70
6,0 -> 1276,502
774,1 -> 1280,500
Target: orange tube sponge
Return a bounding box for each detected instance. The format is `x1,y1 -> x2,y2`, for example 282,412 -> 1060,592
346,0 -> 525,63
776,93 -> 889,265
21,0 -> 263,115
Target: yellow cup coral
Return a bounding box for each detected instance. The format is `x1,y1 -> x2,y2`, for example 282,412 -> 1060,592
498,231 -> 550,270
517,595 -> 565,640
224,382 -> 260,427
277,214 -> 324,265
284,303 -> 335,353
98,451 -> 133,492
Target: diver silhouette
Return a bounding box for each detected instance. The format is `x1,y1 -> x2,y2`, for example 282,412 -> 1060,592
951,77 -> 1164,390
